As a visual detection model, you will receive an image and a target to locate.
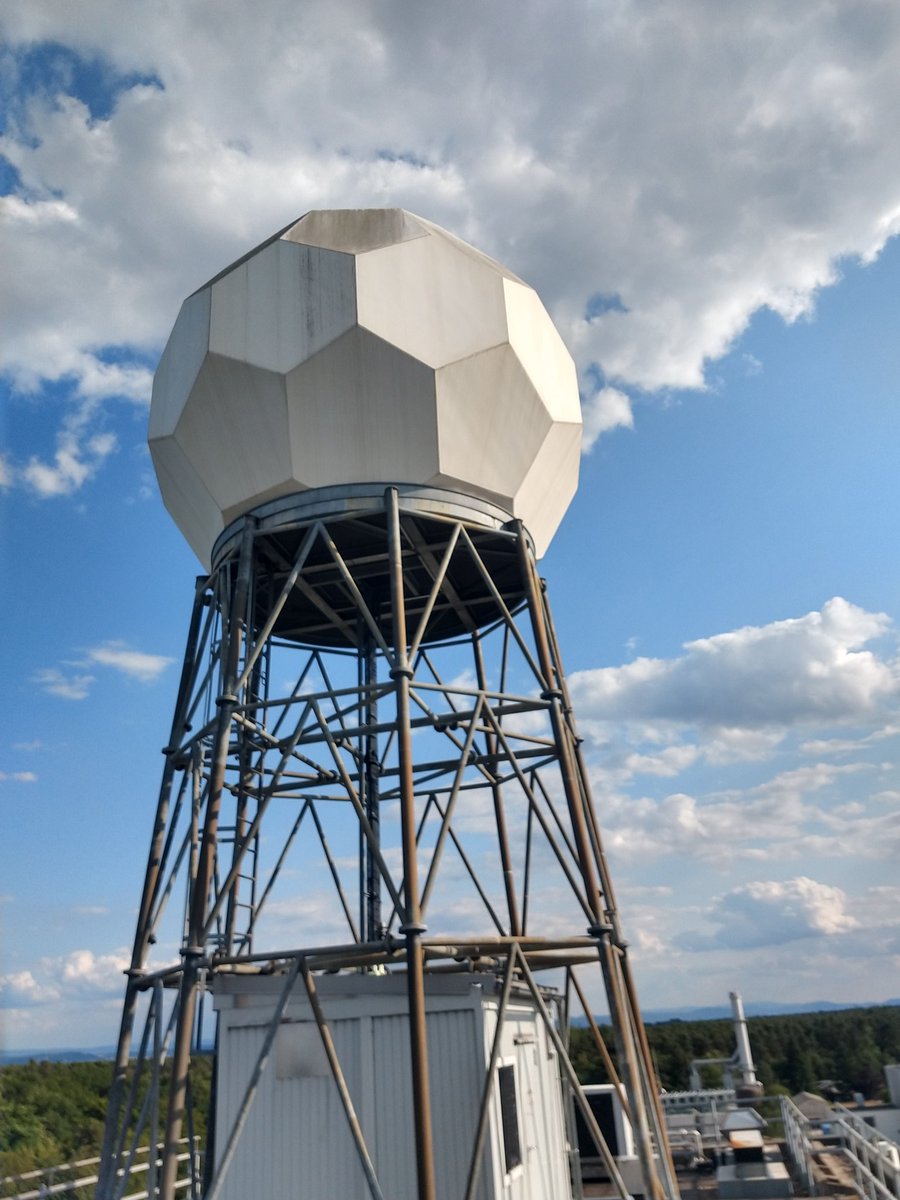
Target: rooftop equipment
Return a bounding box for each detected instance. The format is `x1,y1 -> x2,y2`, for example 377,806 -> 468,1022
97,209 -> 678,1200
689,990 -> 763,1098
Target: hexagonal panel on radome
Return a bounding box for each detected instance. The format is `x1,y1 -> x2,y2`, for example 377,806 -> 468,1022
149,289 -> 211,440
283,208 -> 429,255
173,356 -> 293,514
503,278 -> 581,423
356,230 -> 511,370
413,215 -> 525,286
209,239 -> 357,376
150,434 -> 225,566
513,419 -> 582,558
431,344 -> 553,509
286,327 -> 440,490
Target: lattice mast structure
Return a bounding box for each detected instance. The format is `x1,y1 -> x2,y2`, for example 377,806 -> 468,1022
97,209 -> 677,1200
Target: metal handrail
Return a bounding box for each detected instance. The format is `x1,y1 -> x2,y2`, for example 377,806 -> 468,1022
780,1096 -> 900,1200
832,1106 -> 900,1200
0,1139 -> 199,1200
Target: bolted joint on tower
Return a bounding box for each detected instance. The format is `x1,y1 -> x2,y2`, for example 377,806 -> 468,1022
99,209 -> 678,1200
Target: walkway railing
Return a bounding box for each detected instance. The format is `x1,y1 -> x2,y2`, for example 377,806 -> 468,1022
781,1096 -> 819,1194
0,1139 -> 200,1200
781,1097 -> 900,1200
832,1106 -> 900,1200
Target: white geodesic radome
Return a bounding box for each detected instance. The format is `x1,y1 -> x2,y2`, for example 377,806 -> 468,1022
149,209 -> 582,566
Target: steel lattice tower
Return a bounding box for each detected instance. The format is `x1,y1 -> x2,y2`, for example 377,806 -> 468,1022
97,209 -> 678,1200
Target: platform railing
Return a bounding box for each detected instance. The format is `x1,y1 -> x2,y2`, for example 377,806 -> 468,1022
780,1096 -> 819,1194
781,1097 -> 900,1200
0,1138 -> 199,1200
831,1106 -> 900,1200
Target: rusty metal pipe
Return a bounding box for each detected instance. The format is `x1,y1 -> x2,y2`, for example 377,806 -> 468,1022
463,949 -> 517,1200
162,523 -> 255,1200
387,487 -> 437,1200
473,634 -> 521,936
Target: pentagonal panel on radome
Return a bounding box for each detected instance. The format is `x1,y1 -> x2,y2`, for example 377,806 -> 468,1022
502,278 -> 582,424
283,208 -> 430,255
149,289 -> 211,440
209,239 -> 357,376
150,434 -> 225,567
286,328 -> 440,490
431,344 -> 553,510
513,419 -> 582,559
173,355 -> 293,514
355,230 -> 510,370
414,215 -> 526,286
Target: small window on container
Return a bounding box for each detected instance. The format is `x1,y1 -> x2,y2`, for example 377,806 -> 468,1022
498,1063 -> 522,1174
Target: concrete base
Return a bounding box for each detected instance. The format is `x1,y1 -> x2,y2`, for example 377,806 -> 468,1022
716,1162 -> 793,1198
616,1156 -> 649,1197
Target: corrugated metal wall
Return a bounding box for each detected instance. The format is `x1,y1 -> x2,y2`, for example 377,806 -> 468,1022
370,1008 -> 492,1200
213,981 -> 570,1200
216,1016 -> 368,1200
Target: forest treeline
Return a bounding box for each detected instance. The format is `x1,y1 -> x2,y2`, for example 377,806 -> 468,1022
571,1003 -> 900,1099
0,1056 -> 212,1183
1,1006 -> 898,1180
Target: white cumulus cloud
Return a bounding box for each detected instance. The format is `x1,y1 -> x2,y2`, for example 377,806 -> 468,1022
32,667 -> 96,701
33,641 -> 173,698
0,969 -> 61,1007
1,949 -> 129,1016
680,876 -> 858,951
582,387 -> 634,452
86,641 -> 173,682
598,761 -> 882,866
60,948 -> 129,993
4,0 -> 900,484
570,598 -> 897,733
22,428 -> 119,498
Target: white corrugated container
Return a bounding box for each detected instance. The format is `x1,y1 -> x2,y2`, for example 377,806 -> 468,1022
212,973 -> 572,1200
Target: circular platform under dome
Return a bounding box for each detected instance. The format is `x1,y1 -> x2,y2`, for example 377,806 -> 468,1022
149,208 -> 582,567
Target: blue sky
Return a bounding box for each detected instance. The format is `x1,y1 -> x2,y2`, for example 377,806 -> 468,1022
2,1 -> 900,1051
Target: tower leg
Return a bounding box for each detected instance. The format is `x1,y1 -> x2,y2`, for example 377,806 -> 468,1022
517,522 -> 679,1200
387,488 -> 437,1200
97,579 -> 210,1200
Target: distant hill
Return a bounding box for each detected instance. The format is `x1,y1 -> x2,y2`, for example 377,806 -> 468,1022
0,1044 -> 117,1065
570,1000 -> 900,1096
647,997 -> 900,1022
5,997 -> 898,1063
584,997 -> 900,1026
